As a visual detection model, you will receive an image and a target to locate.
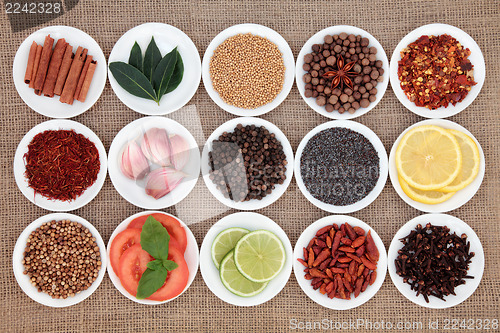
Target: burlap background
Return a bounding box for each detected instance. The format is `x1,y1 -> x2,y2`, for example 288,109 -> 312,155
1,0 -> 499,332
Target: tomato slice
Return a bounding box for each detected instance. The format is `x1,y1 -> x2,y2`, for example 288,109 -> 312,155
147,245 -> 189,301
127,213 -> 187,253
109,228 -> 141,273
117,244 -> 152,296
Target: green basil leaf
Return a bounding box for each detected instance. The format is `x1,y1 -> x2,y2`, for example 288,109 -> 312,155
153,47 -> 178,98
140,216 -> 170,259
146,259 -> 163,271
162,259 -> 179,271
128,42 -> 143,72
165,50 -> 184,94
109,62 -> 158,102
136,267 -> 168,299
143,37 -> 162,82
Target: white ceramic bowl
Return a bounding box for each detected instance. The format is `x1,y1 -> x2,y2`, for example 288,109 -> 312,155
108,116 -> 200,209
389,119 -> 485,212
13,26 -> 107,119
13,119 -> 107,211
389,23 -> 485,118
106,211 -> 199,305
388,213 -> 484,308
13,213 -> 107,307
295,120 -> 388,213
202,23 -> 295,117
199,212 -> 293,306
201,117 -> 294,210
296,25 -> 389,119
293,215 -> 387,310
108,23 -> 201,115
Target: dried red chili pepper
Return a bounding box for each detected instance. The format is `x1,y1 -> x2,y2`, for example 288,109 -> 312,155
24,129 -> 100,201
398,34 -> 476,110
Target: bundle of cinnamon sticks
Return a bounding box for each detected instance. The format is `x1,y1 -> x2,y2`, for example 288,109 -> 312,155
24,34 -> 97,105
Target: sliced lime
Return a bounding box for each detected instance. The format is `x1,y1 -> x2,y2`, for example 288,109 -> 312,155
219,250 -> 268,297
211,227 -> 250,269
234,230 -> 286,283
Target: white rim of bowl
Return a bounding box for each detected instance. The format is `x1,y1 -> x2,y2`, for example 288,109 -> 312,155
13,119 -> 107,212
296,25 -> 389,119
106,211 -> 199,305
388,119 -> 485,213
293,215 -> 387,310
201,23 -> 295,116
294,120 -> 388,213
201,117 -> 294,210
389,23 -> 485,118
199,211 -> 293,306
108,22 -> 201,115
107,116 -> 200,209
12,25 -> 107,119
387,213 -> 484,308
13,213 -> 107,307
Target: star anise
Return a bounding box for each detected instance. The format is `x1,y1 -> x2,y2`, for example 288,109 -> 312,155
322,55 -> 357,90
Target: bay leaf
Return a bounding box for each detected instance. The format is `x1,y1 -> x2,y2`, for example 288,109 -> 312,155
128,42 -> 143,72
109,62 -> 158,103
165,49 -> 184,94
153,47 -> 178,98
143,37 -> 162,82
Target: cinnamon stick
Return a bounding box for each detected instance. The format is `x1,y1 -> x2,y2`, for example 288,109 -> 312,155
24,41 -> 38,84
42,38 -> 67,97
34,34 -> 54,95
54,44 -> 74,96
77,60 -> 97,103
73,55 -> 93,100
60,47 -> 87,105
29,44 -> 43,89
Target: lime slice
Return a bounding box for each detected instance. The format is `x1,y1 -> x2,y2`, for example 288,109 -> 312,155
211,227 -> 249,269
234,230 -> 286,283
219,250 -> 268,297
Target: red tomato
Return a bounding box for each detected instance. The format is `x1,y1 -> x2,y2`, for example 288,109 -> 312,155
117,244 -> 152,296
148,245 -> 189,301
127,213 -> 187,253
109,228 -> 141,273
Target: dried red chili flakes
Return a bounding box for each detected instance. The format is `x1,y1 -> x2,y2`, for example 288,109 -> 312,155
23,129 -> 100,202
398,34 -> 477,110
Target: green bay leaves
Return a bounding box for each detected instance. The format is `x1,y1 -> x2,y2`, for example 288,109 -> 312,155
108,62 -> 158,102
109,36 -> 184,105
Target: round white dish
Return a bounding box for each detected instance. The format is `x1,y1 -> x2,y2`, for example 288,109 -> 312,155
388,119 -> 485,213
294,120 -> 388,213
13,25 -> 107,119
199,212 -> 293,306
13,213 -> 107,307
13,119 -> 107,211
107,211 -> 199,305
389,23 -> 485,118
108,116 -> 200,209
293,215 -> 387,310
388,213 -> 484,308
296,25 -> 389,119
201,117 -> 294,210
201,23 -> 295,117
108,23 -> 201,115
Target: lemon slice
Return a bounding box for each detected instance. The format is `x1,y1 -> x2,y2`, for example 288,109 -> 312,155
211,227 -> 249,269
396,125 -> 462,191
399,175 -> 456,204
233,230 -> 286,283
219,250 -> 268,297
437,129 -> 480,193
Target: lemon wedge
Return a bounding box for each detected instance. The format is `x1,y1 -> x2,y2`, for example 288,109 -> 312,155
437,129 -> 480,193
396,125 -> 462,191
